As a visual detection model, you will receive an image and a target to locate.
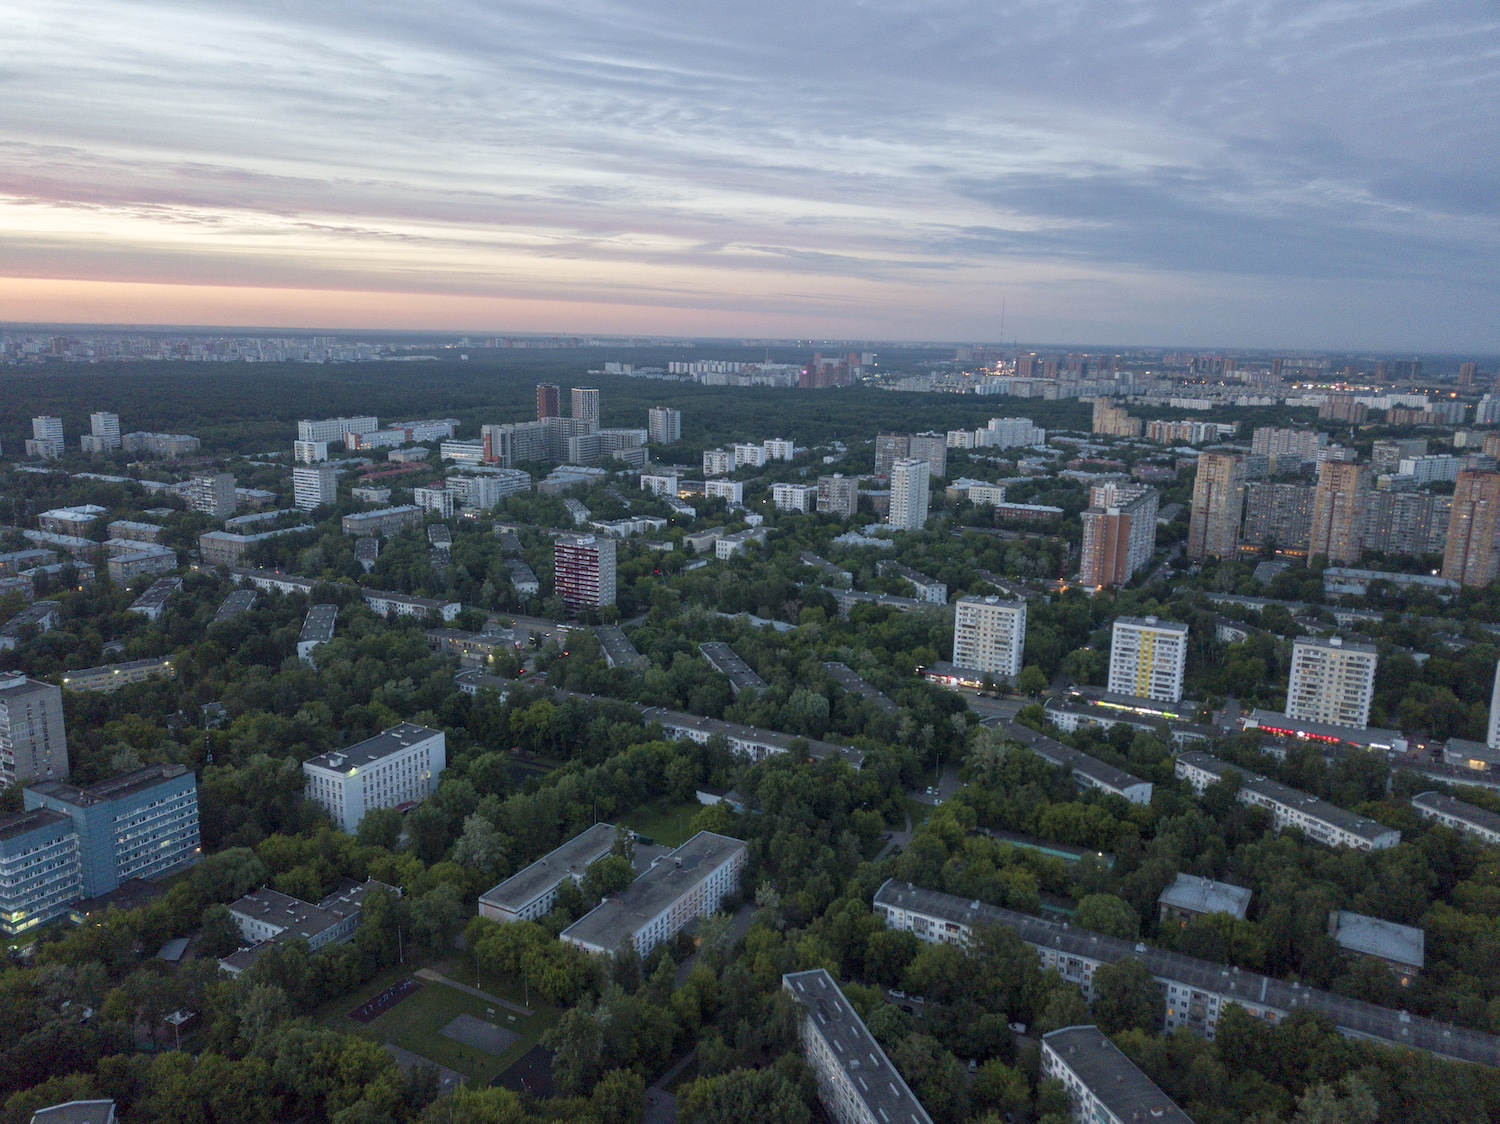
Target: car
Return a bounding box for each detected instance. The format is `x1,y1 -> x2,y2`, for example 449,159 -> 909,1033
888,988 -> 906,999
924,786 -> 935,795
1008,1021 -> 1027,1034
968,1059 -> 977,1074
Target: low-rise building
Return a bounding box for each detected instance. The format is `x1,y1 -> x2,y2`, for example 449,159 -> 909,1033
426,628 -> 512,664
0,601 -> 62,652
1042,1026 -> 1192,1124
699,642 -> 767,695
105,520 -> 164,545
823,662 -> 899,715
219,879 -> 391,975
704,479 -> 744,504
126,576 -> 182,621
1412,790 -> 1500,845
106,546 -> 177,584
59,656 -> 175,694
559,831 -> 746,957
1158,873 -> 1251,926
341,506 -> 423,536
1176,751 -> 1400,849
784,968 -> 934,1124
211,589 -> 257,624
363,589 -> 461,621
596,625 -> 648,669
639,705 -> 864,769
876,560 -> 948,604
1328,910 -> 1424,985
504,558 -> 540,597
771,483 -> 817,512
478,822 -> 617,923
299,604 -> 338,663
714,527 -> 766,558
1241,709 -> 1407,755
302,724 -> 446,833
29,1102 -> 116,1124
995,719 -> 1153,804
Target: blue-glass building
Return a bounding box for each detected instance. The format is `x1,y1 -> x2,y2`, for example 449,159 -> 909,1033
0,807 -> 82,934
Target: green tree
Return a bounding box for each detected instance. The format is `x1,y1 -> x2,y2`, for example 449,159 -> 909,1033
356,807 -> 403,851
198,904 -> 242,959
1017,666 -> 1049,697
583,855 -> 637,901
591,1067 -> 645,1124
1090,958 -> 1162,1034
1073,894 -> 1139,940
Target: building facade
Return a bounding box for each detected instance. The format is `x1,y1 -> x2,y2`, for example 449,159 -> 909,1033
1309,461 -> 1369,565
647,406 -> 681,444
293,465 -> 339,510
1107,617 -> 1188,703
0,674 -> 68,787
302,724 -> 445,833
1043,1026 -> 1191,1124
1079,484 -> 1158,589
478,822 -> 617,923
1286,636 -> 1377,729
887,458 -> 931,531
908,432 -> 948,479
1243,482 -> 1315,551
554,535 -> 617,610
0,808 -> 82,934
952,596 -> 1026,678
1442,470 -> 1500,587
1186,452 -> 1244,560
24,764 -> 200,897
188,474 -> 238,518
772,483 -> 817,512
817,474 -> 859,517
874,433 -> 909,476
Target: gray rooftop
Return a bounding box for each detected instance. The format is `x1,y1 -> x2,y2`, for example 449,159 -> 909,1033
1413,791 -> 1500,837
875,880 -> 1500,1067
29,1101 -> 115,1124
1246,710 -> 1404,750
699,642 -> 768,692
560,831 -> 746,951
0,673 -> 59,703
0,807 -> 74,844
638,704 -> 865,770
30,763 -> 191,807
1292,634 -> 1378,656
784,969 -> 934,1124
129,576 -> 182,610
1043,1026 -> 1192,1123
1177,751 -> 1399,845
479,823 -> 616,914
596,625 -> 647,669
994,718 -> 1151,798
1114,615 -> 1189,635
212,589 -> 257,624
1158,873 -> 1252,920
300,604 -> 339,644
2,601 -> 62,634
303,723 -> 442,772
823,662 -> 899,715
1330,910 -> 1424,970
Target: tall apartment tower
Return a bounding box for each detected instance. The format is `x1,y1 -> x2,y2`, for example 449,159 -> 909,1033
1186,452 -> 1245,560
1242,482 -> 1315,550
571,387 -> 601,430
83,412 -> 122,453
293,465 -> 340,511
647,406 -> 681,445
1309,461 -> 1370,565
908,432 -> 948,480
817,474 -> 859,518
0,674 -> 68,787
952,596 -> 1026,678
1442,471 -> 1500,588
1460,362 -> 1478,389
554,535 -> 617,610
536,384 -> 560,420
874,433 -> 910,476
1286,636 -> 1377,729
188,474 -> 238,518
887,458 -> 931,532
1079,484 -> 1158,589
27,416 -> 65,460
1108,617 -> 1188,703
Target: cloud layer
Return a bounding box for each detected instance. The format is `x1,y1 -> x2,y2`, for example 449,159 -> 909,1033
2,0 -> 1497,347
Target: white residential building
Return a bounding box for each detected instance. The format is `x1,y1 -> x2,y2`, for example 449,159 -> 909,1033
293,465 -> 339,511
1107,617 -> 1188,703
784,969 -> 934,1124
28,417 -> 65,459
974,417 -> 1047,449
704,479 -> 744,504
1286,636 -> 1377,729
640,472 -> 679,497
772,483 -> 817,512
952,595 -> 1026,678
294,440 -> 329,463
732,443 -> 767,469
703,448 -> 733,476
887,457 -> 930,531
478,822 -> 618,923
85,412 -> 121,453
188,474 -> 237,517
302,723 -> 445,833
1042,1027 -> 1192,1124
413,486 -> 457,519
445,471 -> 530,510
764,438 -> 795,461
298,417 -> 379,444
647,406 -> 681,445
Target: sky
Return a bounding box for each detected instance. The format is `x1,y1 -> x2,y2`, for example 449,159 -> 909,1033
2,0 -> 1498,349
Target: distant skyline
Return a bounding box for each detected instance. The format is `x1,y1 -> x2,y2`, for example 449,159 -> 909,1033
3,1 -> 1498,350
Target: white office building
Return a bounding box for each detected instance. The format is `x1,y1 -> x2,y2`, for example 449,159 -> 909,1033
887,457 -> 931,531
1285,636 -> 1377,729
704,479 -> 744,504
772,483 -> 818,512
302,723 -> 445,833
293,465 -> 340,511
732,443 -> 767,469
784,969 -> 934,1124
764,438 -> 795,461
647,406 -> 681,445
952,595 -> 1026,678
1107,617 -> 1188,703
298,416 -> 379,444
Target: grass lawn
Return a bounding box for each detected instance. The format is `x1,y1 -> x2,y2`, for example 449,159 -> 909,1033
620,799 -> 702,848
322,956 -> 559,1085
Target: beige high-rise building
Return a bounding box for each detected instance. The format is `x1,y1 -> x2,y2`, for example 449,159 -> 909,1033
1309,461 -> 1369,565
1286,636 -> 1377,729
1091,399 -> 1142,438
1186,452 -> 1244,560
1442,471 -> 1500,587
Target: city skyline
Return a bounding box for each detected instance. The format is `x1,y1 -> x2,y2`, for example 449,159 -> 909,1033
2,2 -> 1497,349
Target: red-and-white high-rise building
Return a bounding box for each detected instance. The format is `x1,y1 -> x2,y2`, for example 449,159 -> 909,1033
554,535 -> 617,610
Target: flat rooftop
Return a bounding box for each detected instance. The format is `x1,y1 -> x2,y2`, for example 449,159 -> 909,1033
479,823 -> 616,913
823,662 -> 899,715
0,807 -> 73,843
996,718 -> 1150,797
300,604 -> 339,644
212,590 -> 257,624
1114,615 -> 1188,635
1158,873 -> 1252,919
1044,1026 -> 1190,1123
303,723 -> 442,773
1178,751 -> 1398,844
29,1100 -> 116,1124
784,969 -> 933,1124
30,763 -> 191,807
560,831 -> 745,951
129,576 -> 181,609
1413,791 -> 1500,836
595,625 -> 645,668
1331,910 -> 1424,969
0,673 -> 57,703
699,642 -> 768,691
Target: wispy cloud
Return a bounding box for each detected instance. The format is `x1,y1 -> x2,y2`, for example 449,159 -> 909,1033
0,0 -> 1496,346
